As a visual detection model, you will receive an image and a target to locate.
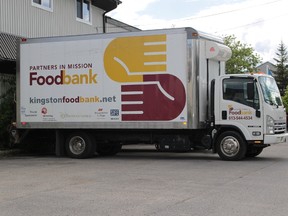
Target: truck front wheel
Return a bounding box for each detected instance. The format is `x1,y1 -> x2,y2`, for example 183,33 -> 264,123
216,131 -> 247,161
246,147 -> 263,157
65,132 -> 95,159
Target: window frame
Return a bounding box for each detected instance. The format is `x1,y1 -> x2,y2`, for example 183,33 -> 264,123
32,0 -> 53,12
76,0 -> 92,25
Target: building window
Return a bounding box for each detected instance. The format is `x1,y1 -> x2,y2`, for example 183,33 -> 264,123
32,0 -> 53,12
76,0 -> 91,24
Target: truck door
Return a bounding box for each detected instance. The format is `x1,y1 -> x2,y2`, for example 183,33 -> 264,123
219,77 -> 263,141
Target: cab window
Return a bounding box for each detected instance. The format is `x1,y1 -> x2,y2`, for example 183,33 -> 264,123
223,78 -> 259,109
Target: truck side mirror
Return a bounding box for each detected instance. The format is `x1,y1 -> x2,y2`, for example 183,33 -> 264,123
247,83 -> 254,100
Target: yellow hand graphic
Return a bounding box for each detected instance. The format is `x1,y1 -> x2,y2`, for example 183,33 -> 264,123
104,35 -> 167,83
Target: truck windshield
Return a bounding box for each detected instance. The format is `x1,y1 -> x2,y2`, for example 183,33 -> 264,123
259,76 -> 282,106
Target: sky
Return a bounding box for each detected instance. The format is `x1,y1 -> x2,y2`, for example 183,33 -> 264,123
108,0 -> 288,64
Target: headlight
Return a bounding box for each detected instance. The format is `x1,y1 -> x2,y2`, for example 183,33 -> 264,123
266,115 -> 274,134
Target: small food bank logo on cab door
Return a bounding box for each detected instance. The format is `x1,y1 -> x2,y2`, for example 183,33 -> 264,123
228,105 -> 253,120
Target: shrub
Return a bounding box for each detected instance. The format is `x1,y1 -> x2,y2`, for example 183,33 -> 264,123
0,75 -> 16,148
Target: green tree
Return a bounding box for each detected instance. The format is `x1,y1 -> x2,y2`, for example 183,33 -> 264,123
282,87 -> 288,112
224,35 -> 262,74
273,41 -> 288,95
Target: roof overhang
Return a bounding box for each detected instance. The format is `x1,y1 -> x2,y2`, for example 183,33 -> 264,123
91,0 -> 121,12
0,32 -> 19,62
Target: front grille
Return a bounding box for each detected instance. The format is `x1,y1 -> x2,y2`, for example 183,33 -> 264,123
274,121 -> 286,134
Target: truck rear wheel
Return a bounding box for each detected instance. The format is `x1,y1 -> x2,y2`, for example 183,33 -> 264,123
216,131 -> 247,161
65,132 -> 95,159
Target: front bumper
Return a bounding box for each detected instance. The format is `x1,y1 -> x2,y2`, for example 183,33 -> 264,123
264,133 -> 288,145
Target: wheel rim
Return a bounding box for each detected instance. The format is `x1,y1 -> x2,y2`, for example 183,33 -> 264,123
220,136 -> 240,157
69,136 -> 86,155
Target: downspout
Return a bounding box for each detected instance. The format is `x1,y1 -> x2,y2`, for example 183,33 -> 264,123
102,1 -> 121,33
102,10 -> 111,33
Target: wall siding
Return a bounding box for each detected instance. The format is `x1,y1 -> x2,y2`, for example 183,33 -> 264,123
105,23 -> 129,33
0,0 -> 105,37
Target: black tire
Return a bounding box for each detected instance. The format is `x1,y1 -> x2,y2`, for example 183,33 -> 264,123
216,131 -> 247,161
65,132 -> 95,159
246,147 -> 263,157
97,144 -> 122,156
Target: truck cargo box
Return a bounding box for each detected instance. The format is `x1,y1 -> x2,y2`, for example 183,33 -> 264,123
17,28 -> 230,130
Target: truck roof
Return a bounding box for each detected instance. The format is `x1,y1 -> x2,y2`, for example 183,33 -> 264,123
225,73 -> 273,79
20,27 -> 224,45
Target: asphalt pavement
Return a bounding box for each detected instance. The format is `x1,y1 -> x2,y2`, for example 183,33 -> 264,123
1,143 -> 288,216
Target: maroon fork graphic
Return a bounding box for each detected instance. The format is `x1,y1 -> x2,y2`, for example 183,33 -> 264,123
121,74 -> 186,121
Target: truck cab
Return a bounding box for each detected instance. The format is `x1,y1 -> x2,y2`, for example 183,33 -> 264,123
213,73 -> 287,160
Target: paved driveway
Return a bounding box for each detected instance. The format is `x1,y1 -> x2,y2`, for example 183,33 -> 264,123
1,144 -> 288,216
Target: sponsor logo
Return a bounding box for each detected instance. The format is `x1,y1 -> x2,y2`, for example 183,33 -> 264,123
41,107 -> 47,115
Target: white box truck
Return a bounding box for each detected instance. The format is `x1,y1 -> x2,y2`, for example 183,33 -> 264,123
14,27 -> 287,160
